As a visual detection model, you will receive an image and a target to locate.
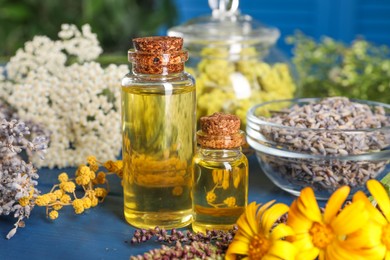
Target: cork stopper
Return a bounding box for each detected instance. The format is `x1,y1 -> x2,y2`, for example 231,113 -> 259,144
128,36 -> 188,75
197,112 -> 245,149
133,36 -> 183,52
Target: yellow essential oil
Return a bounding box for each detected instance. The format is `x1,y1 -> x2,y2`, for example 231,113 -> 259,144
192,113 -> 248,233
121,36 -> 196,229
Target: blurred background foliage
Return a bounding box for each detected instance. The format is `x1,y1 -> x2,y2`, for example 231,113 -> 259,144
0,0 -> 177,59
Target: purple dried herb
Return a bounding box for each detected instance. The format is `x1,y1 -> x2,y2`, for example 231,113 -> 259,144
0,119 -> 47,239
130,226 -> 238,259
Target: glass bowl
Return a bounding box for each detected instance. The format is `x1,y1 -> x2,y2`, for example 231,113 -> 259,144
246,97 -> 390,200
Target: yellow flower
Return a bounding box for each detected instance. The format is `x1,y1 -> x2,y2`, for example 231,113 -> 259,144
77,165 -> 90,176
52,203 -> 63,211
72,199 -> 84,214
60,194 -> 71,204
90,163 -> 99,172
226,201 -> 295,260
91,197 -> 99,207
287,186 -> 370,260
75,175 -> 90,186
94,187 -> 107,198
60,181 -> 76,193
35,195 -> 51,206
206,191 -> 216,203
53,189 -> 63,199
222,171 -> 230,190
87,155 -> 97,165
49,210 -> 59,220
58,172 -> 69,183
95,171 -> 106,184
18,197 -> 30,207
89,170 -> 96,180
104,160 -> 123,177
82,197 -> 92,209
224,197 -> 236,207
172,186 -> 183,196
48,192 -> 57,203
351,179 -> 390,260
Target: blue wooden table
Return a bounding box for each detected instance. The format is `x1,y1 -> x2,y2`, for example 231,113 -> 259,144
0,155 -> 296,260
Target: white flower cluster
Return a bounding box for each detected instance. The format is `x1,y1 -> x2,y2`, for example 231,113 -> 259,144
0,24 -> 129,168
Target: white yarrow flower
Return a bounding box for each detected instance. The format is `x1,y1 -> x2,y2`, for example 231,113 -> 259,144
0,24 -> 128,168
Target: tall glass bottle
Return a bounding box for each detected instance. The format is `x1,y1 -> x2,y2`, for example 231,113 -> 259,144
121,36 -> 196,229
192,112 -> 248,233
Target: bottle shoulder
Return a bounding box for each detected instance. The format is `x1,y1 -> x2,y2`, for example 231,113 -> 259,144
122,71 -> 195,86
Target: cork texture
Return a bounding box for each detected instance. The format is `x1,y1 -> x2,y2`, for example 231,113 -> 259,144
129,36 -> 187,74
133,36 -> 183,53
200,112 -> 241,135
198,113 -> 244,149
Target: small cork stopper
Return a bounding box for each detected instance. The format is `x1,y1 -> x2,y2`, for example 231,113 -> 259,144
133,36 -> 183,53
198,112 -> 244,149
129,36 -> 187,74
200,112 -> 241,135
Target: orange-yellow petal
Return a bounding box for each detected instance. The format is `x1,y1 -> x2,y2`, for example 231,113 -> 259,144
352,244 -> 387,260
261,255 -> 281,260
297,187 -> 322,222
225,239 -> 250,259
346,221 -> 383,248
236,202 -> 259,239
291,232 -> 316,252
230,230 -> 252,245
296,247 -> 319,260
261,203 -> 289,235
287,201 -> 314,234
256,200 -> 275,224
367,179 -> 390,221
270,223 -> 294,240
245,202 -> 261,235
353,191 -> 387,225
324,185 -> 350,224
331,200 -> 368,235
267,240 -> 296,260
326,241 -> 365,260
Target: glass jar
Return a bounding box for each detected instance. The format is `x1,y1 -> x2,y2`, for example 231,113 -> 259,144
121,36 -> 196,229
192,112 -> 248,233
168,0 -> 297,128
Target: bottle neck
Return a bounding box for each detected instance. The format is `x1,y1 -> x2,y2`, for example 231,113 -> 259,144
131,62 -> 185,76
131,64 -> 185,76
198,146 -> 242,161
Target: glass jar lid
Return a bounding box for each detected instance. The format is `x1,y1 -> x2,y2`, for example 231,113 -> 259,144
168,0 -> 280,47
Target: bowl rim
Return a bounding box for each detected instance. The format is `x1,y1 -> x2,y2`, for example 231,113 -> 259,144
246,97 -> 390,132
247,133 -> 390,160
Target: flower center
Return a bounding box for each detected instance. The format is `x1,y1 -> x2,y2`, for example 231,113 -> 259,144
249,234 -> 270,259
382,224 -> 390,249
309,222 -> 334,249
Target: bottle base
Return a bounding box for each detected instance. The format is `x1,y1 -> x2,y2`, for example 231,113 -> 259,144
191,222 -> 236,234
124,208 -> 193,229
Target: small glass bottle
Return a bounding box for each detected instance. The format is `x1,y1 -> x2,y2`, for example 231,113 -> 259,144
192,112 -> 248,233
121,36 -> 196,229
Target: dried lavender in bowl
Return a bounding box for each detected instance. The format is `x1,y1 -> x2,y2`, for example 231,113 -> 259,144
256,97 -> 390,194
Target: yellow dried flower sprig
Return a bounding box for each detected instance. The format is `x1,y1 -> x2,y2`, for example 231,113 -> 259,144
34,156 -> 123,220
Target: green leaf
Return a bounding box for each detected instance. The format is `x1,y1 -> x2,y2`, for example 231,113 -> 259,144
380,172 -> 390,196
0,4 -> 31,21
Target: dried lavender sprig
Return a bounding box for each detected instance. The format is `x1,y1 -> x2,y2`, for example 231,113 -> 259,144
0,119 -> 47,239
130,241 -> 225,260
